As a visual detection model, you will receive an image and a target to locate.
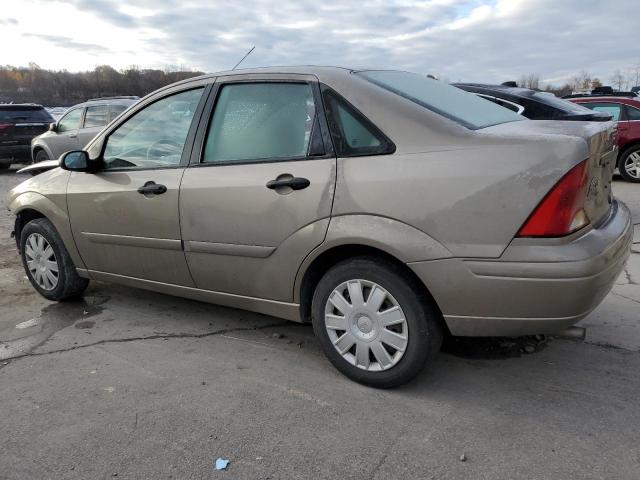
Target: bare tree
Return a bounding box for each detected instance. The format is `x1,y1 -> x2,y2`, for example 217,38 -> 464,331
517,73 -> 540,89
627,62 -> 640,88
570,71 -> 592,91
611,69 -> 626,91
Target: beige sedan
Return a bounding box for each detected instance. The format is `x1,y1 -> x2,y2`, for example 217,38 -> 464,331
7,67 -> 632,387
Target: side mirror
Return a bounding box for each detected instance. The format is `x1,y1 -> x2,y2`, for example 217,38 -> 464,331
60,150 -> 92,172
48,123 -> 57,132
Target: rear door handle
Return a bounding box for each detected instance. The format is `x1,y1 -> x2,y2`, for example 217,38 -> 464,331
137,181 -> 167,196
266,176 -> 310,190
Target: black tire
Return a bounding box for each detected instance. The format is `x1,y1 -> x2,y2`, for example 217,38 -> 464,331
311,257 -> 443,388
618,145 -> 640,183
20,218 -> 89,301
34,149 -> 50,164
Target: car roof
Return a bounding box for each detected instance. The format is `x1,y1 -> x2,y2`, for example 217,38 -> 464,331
0,103 -> 46,109
69,97 -> 140,109
153,66 -> 359,92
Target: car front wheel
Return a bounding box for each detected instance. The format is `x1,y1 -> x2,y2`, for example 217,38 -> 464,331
311,257 -> 442,388
34,149 -> 50,164
20,218 -> 89,301
619,146 -> 640,183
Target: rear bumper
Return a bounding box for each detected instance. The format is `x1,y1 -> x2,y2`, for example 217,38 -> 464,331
409,200 -> 633,336
0,144 -> 30,162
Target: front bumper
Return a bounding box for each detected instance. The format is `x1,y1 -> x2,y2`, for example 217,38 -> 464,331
409,200 -> 633,336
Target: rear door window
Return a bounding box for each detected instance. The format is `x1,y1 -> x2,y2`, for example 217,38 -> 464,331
202,82 -> 317,164
625,105 -> 640,121
109,104 -> 129,122
84,105 -> 109,128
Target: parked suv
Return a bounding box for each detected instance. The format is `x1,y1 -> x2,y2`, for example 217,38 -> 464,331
7,68 -> 630,387
568,96 -> 640,182
31,96 -> 138,163
0,104 -> 54,169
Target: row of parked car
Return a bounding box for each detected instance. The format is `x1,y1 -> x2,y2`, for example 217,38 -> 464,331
5,67 -> 633,387
2,81 -> 639,182
0,96 -> 138,168
456,83 -> 640,182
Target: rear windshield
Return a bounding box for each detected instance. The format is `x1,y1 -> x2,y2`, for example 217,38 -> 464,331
531,92 -> 593,113
0,107 -> 53,123
357,70 -> 524,129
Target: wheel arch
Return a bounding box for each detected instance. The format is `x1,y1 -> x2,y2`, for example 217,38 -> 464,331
31,142 -> 54,163
13,208 -> 46,252
618,140 -> 640,164
297,243 -> 449,335
10,193 -> 86,270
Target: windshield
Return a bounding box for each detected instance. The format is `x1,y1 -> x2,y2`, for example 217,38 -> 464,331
357,70 -> 524,129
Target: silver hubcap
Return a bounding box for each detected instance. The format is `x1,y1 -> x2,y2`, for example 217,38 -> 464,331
624,151 -> 640,179
324,279 -> 408,371
24,233 -> 59,291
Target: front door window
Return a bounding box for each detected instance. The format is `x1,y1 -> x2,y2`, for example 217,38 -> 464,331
57,108 -> 82,132
102,88 -> 204,169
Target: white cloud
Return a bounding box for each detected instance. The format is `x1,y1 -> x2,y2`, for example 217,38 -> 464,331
1,0 -> 638,86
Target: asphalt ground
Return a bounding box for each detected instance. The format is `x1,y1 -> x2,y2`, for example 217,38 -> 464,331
1,166 -> 639,479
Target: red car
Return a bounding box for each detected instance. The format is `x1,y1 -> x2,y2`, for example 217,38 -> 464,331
569,96 -> 640,182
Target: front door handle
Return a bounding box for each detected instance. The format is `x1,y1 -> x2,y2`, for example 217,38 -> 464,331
266,176 -> 310,191
137,181 -> 167,196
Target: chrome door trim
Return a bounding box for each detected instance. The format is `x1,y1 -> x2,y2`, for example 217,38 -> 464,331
184,241 -> 276,258
82,232 -> 182,250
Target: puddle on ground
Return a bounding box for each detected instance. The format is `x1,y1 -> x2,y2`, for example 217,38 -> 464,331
442,334 -> 549,359
0,297 -> 107,360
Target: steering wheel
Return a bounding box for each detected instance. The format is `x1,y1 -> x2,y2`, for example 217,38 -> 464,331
146,139 -> 181,162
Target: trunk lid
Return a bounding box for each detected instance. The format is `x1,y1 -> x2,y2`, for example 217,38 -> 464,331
484,119 -> 617,229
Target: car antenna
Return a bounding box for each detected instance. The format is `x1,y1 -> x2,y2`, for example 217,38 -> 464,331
232,46 -> 255,71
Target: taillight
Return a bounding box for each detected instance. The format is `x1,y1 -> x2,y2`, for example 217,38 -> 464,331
0,123 -> 11,130
517,159 -> 590,237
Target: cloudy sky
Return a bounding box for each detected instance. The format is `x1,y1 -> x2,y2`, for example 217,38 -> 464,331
1,0 -> 638,86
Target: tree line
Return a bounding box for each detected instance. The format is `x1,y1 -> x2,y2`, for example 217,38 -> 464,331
517,64 -> 640,96
0,64 -> 204,106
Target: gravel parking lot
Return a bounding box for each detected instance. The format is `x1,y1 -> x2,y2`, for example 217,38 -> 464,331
1,167 -> 639,479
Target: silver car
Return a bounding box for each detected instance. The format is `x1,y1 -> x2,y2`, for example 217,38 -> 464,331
7,67 -> 632,387
31,96 -> 138,163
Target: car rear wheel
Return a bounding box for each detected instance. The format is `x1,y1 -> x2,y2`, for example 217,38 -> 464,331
20,218 -> 89,301
311,257 -> 442,388
34,149 -> 50,164
619,146 -> 640,183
